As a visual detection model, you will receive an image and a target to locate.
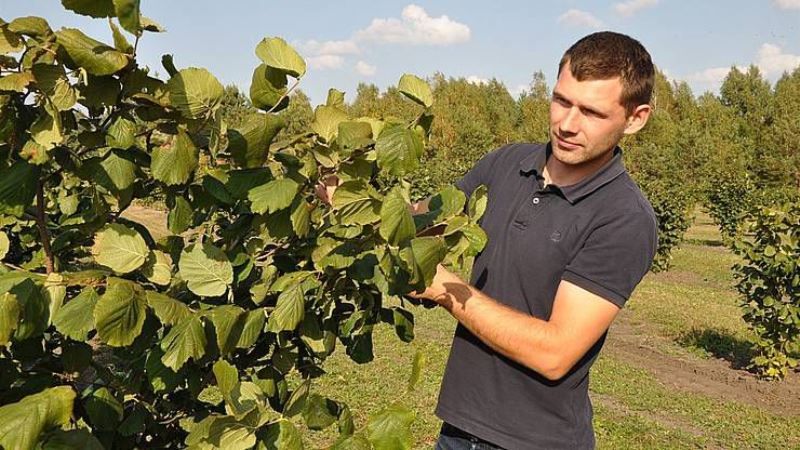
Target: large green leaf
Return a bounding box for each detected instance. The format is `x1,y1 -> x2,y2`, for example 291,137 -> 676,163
337,121 -> 373,149
106,116 -> 136,148
255,37 -> 306,78
398,73 -> 433,108
30,109 -> 64,150
0,386 -> 76,450
145,290 -> 191,326
290,198 -> 311,237
61,0 -> 115,18
160,313 -> 206,370
250,64 -> 288,111
168,195 -> 193,234
228,113 -> 284,168
12,278 -> 49,341
8,17 -> 52,38
311,105 -> 348,143
331,180 -> 381,226
380,186 -> 415,246
0,230 -> 9,260
429,185 -> 467,222
468,184 -> 488,221
0,27 -> 24,55
375,124 -> 423,177
365,403 -> 415,450
109,19 -> 133,53
56,28 -> 129,76
0,72 -> 34,92
302,394 -> 337,430
91,223 -> 149,274
41,429 -> 104,450
0,161 -> 39,217
145,347 -> 182,393
52,287 -> 99,341
84,387 -> 122,431
267,283 -> 305,332
236,309 -> 266,348
93,278 -> 146,346
179,242 -> 234,297
113,0 -> 140,35
0,292 -> 19,347
151,130 -> 199,185
407,236 -> 447,288
248,178 -> 299,214
186,414 -> 257,450
166,67 -> 224,119
258,419 -> 302,450
210,305 -> 245,356
31,64 -> 77,111
98,149 -> 137,191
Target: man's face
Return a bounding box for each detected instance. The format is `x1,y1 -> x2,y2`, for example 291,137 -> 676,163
549,65 -> 630,167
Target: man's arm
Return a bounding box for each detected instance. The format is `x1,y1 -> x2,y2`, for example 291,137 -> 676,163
413,265 -> 620,381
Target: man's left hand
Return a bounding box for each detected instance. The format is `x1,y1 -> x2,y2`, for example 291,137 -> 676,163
408,264 -> 468,307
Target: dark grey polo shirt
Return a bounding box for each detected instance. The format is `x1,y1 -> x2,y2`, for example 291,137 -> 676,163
436,143 -> 657,449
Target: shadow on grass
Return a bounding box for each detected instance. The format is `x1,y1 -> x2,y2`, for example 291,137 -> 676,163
683,237 -> 726,248
678,328 -> 753,369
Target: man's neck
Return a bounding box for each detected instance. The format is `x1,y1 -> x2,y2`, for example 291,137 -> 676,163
543,149 -> 615,188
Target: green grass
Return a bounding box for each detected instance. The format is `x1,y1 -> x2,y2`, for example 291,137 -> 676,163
295,212 -> 800,449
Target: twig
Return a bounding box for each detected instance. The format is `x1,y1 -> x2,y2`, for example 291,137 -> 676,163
35,181 -> 55,274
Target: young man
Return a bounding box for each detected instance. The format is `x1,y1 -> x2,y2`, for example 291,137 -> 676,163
412,32 -> 658,449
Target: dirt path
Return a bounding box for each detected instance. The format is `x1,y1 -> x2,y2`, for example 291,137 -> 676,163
606,311 -> 800,416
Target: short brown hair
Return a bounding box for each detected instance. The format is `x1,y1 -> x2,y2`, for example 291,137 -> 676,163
558,31 -> 654,113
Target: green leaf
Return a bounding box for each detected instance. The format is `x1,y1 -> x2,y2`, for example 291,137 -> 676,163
0,292 -> 20,347
113,0 -> 140,35
145,290 -> 191,326
145,347 -> 181,393
166,67 -> 224,119
84,387 -> 122,431
366,403 -> 415,450
93,278 -> 146,346
248,178 -> 299,214
236,309 -> 266,348
0,386 -> 76,450
106,116 -> 136,148
311,105 -> 348,143
331,433 -> 371,450
179,242 -> 234,297
161,54 -> 178,77
338,121 -> 373,149
302,394 -> 337,431
461,222 -> 488,256
398,73 -> 433,108
408,350 -> 426,391
380,186 -> 415,246
408,237 -> 447,288
109,19 -> 133,53
331,180 -> 381,226
31,64 -> 77,111
30,109 -> 63,150
290,198 -> 312,238
468,184 -> 488,221
151,130 -> 199,186
429,185 -> 467,222
255,37 -> 306,78
267,283 -> 306,333
78,75 -> 121,108
392,307 -> 414,343
160,314 -> 206,370
8,17 -> 52,38
0,231 -> 8,260
98,149 -> 137,191
375,124 -> 423,177
56,28 -> 129,76
12,278 -> 49,340
61,0 -> 114,18
41,429 -> 104,450
186,415 -> 258,450
91,223 -> 149,274
210,305 -> 245,356
53,287 -> 98,341
141,250 -> 172,286
228,113 -> 284,168
0,161 -> 39,217
250,64 -> 288,112
168,195 -> 193,234
140,16 -> 165,33
0,72 -> 35,92
43,273 -> 66,325
0,27 -> 24,55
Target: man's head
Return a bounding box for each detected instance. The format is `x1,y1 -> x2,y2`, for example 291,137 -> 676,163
549,31 -> 654,171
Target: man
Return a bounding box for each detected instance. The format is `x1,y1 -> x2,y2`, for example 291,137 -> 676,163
411,31 -> 658,449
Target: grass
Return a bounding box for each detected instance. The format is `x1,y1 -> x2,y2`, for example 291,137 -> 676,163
295,211 -> 800,449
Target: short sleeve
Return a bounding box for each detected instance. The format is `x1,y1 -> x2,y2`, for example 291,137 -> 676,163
454,146 -> 506,198
561,210 -> 658,308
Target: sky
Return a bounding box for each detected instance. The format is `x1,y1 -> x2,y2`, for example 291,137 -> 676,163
3,0 -> 800,106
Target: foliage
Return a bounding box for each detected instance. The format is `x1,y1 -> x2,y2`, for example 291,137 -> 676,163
704,170 -> 756,242
733,202 -> 800,380
638,180 -> 694,272
0,3 -> 488,448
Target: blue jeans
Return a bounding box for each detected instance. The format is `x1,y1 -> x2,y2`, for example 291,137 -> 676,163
435,423 -> 505,450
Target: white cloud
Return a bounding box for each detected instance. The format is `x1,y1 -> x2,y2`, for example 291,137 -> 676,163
355,61 -> 377,76
307,54 -> 344,70
756,43 -> 800,75
557,9 -> 604,29
510,84 -> 530,98
355,4 -> 471,45
298,39 -> 360,56
614,0 -> 659,16
466,75 -> 489,85
686,66 -> 734,86
774,0 -> 800,9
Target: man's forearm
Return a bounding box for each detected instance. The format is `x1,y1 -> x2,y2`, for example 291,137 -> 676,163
436,282 -> 567,380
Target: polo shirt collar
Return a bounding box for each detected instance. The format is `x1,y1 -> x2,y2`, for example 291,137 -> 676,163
519,142 -> 626,204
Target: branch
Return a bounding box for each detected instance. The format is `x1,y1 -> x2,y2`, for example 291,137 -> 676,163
35,181 -> 55,274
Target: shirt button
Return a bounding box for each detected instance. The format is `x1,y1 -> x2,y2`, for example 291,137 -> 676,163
532,197 -> 540,205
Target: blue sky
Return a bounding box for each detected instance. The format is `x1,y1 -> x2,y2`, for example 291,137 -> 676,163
3,0 -> 799,106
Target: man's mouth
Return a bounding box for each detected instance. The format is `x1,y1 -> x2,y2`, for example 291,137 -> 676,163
555,135 -> 581,150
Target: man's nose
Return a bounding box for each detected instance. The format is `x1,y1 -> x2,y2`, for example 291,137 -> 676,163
559,107 -> 580,135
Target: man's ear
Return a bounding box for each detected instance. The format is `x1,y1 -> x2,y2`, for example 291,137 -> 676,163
623,104 -> 652,135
